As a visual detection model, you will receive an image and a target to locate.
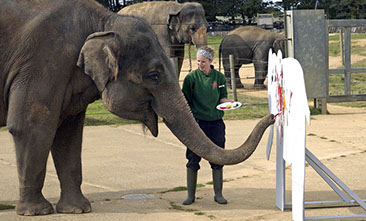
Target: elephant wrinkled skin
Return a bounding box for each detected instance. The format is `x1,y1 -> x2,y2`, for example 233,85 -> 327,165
219,26 -> 285,88
0,0 -> 274,216
119,1 -> 208,78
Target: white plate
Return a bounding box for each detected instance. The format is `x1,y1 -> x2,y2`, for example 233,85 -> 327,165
216,102 -> 242,111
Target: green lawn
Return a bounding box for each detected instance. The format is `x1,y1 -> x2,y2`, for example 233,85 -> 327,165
184,36 -> 223,59
85,100 -> 139,126
85,93 -> 270,126
85,34 -> 366,126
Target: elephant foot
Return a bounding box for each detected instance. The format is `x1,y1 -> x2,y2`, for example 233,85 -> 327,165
16,196 -> 54,216
228,83 -> 244,89
236,83 -> 244,89
56,193 -> 91,214
253,84 -> 267,89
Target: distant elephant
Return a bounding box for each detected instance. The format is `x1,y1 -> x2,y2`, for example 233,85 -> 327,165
0,0 -> 274,216
119,1 -> 208,78
219,26 -> 285,88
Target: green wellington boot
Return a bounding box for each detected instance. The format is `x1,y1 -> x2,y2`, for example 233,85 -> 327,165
212,169 -> 227,204
182,167 -> 197,205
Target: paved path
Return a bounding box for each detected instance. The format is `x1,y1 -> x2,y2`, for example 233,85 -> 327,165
0,104 -> 366,220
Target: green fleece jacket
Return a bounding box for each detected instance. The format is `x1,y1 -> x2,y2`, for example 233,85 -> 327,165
182,66 -> 228,121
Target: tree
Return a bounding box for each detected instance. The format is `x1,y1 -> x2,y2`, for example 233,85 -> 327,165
240,0 -> 266,25
326,0 -> 366,19
270,0 -> 366,19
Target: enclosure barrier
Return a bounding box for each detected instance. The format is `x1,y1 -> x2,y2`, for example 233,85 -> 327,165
229,54 -> 238,101
326,19 -> 366,104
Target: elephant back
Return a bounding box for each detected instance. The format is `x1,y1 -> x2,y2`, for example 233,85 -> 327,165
119,2 -> 181,26
229,26 -> 279,41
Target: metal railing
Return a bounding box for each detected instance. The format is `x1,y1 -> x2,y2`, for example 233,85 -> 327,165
327,19 -> 366,103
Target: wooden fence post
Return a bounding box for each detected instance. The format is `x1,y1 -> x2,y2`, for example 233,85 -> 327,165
229,54 -> 237,101
170,57 -> 179,80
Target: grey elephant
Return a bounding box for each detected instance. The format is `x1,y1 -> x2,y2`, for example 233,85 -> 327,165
119,1 -> 208,78
0,0 -> 274,216
219,26 -> 285,88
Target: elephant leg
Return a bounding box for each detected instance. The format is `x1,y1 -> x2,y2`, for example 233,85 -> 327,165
223,59 -> 232,88
234,65 -> 244,89
13,133 -> 55,216
8,104 -> 57,215
253,61 -> 267,88
223,56 -> 244,89
51,111 -> 91,214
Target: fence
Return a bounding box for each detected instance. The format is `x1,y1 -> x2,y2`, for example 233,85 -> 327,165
281,10 -> 366,113
173,17 -> 366,112
326,19 -> 366,104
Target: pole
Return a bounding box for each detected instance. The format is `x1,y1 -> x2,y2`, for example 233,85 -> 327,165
229,54 -> 237,101
340,28 -> 344,66
170,57 -> 179,80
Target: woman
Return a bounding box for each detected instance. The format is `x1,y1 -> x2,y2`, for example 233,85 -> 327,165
182,45 -> 234,205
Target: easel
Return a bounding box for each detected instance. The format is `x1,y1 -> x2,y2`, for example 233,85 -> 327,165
274,10 -> 366,219
275,146 -> 366,220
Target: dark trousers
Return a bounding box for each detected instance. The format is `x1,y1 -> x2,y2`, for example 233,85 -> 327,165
186,119 -> 226,171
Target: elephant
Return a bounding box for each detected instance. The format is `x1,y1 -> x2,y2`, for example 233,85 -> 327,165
219,26 -> 285,89
0,0 -> 274,216
118,1 -> 208,79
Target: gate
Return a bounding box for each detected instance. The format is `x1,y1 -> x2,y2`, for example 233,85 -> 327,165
327,20 -> 366,103
285,10 -> 366,114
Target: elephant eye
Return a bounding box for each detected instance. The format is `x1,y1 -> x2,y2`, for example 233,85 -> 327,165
143,71 -> 161,85
190,26 -> 196,33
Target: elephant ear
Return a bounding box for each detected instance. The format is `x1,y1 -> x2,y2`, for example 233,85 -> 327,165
273,38 -> 286,54
77,31 -> 122,92
167,4 -> 184,31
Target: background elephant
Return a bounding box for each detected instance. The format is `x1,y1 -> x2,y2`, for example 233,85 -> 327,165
219,26 -> 285,88
119,1 -> 208,79
0,0 -> 274,216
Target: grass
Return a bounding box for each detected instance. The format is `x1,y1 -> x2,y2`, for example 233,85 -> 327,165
329,33 -> 366,41
84,91 -> 327,126
327,33 -> 366,104
205,178 -> 232,185
161,184 -> 205,193
80,34 -> 366,126
85,100 -> 139,126
224,93 -> 269,121
169,202 -> 213,218
169,202 -> 197,212
84,91 -> 271,126
0,204 -> 15,210
184,36 -> 223,59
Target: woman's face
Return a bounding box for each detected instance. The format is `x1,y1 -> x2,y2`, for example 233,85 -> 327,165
197,55 -> 212,74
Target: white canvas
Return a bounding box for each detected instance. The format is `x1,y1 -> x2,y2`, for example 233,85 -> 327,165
267,51 -> 310,221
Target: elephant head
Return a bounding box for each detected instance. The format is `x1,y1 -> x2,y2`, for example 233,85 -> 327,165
273,37 -> 286,55
167,2 -> 208,48
77,16 -> 274,165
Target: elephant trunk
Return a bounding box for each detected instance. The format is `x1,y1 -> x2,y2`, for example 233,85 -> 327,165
153,86 -> 274,165
191,26 -> 207,48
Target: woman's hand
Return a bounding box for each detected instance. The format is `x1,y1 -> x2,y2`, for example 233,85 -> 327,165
220,98 -> 235,103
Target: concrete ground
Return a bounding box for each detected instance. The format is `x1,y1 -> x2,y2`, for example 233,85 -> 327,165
0,104 -> 366,220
